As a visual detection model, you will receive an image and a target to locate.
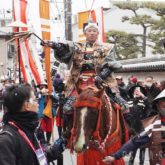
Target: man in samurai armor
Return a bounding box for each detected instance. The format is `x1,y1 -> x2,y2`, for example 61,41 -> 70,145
103,89 -> 165,165
41,19 -> 131,142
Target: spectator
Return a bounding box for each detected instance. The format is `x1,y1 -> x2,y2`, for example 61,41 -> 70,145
102,90 -> 165,165
116,75 -> 129,101
127,85 -> 150,165
127,75 -> 133,89
36,81 -> 56,146
160,80 -> 165,90
0,84 -> 62,165
53,74 -> 63,92
143,75 -> 162,117
127,77 -> 137,91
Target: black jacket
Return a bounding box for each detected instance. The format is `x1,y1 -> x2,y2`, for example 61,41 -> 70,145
0,111 -> 62,165
143,84 -> 162,103
118,82 -> 129,101
128,97 -> 150,133
126,81 -> 134,91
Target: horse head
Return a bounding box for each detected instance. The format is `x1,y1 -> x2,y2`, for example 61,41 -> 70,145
73,84 -> 105,153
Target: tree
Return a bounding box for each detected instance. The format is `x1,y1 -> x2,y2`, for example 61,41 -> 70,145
114,2 -> 157,57
140,2 -> 165,54
105,30 -> 142,60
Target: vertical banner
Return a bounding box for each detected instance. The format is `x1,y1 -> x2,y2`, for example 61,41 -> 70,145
91,7 -> 106,43
13,0 -> 41,85
78,11 -> 90,42
39,0 -> 52,118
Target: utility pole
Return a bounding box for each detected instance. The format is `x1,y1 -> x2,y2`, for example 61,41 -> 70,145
64,0 -> 72,40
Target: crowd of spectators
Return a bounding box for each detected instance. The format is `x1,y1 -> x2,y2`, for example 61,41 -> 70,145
115,74 -> 162,165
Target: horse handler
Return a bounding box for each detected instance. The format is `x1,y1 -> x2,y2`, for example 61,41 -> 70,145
103,89 -> 165,165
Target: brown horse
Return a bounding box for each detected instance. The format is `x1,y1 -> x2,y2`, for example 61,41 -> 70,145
70,85 -> 128,165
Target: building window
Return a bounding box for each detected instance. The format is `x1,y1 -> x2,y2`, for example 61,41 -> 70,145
1,20 -> 5,27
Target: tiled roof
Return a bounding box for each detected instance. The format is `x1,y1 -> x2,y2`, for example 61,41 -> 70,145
116,55 -> 165,72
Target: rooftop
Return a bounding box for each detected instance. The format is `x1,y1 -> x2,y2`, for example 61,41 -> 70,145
116,55 -> 165,72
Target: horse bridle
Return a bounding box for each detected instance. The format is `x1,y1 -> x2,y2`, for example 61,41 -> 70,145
74,95 -> 102,141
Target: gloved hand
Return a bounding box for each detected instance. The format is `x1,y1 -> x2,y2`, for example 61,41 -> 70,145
40,40 -> 53,47
95,68 -> 112,83
95,76 -> 104,83
54,138 -> 67,153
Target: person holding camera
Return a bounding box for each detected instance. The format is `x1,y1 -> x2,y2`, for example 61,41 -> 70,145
127,85 -> 150,165
0,84 -> 62,165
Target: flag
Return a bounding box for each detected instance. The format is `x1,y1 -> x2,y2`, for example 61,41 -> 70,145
28,40 -> 45,82
13,0 -> 41,85
91,7 -> 106,43
78,11 -> 90,42
39,0 -> 52,118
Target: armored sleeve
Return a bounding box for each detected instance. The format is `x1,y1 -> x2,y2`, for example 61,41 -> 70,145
102,48 -> 122,70
110,129 -> 150,160
52,40 -> 75,64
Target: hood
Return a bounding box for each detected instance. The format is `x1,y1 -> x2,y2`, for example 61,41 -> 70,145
56,74 -> 60,78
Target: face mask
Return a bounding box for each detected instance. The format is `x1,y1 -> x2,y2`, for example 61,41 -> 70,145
160,109 -> 165,117
146,83 -> 152,88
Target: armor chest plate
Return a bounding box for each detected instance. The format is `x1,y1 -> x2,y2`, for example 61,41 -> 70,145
82,47 -> 95,71
84,47 -> 94,60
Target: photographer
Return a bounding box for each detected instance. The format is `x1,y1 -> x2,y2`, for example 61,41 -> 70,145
0,84 -> 62,165
127,85 -> 150,165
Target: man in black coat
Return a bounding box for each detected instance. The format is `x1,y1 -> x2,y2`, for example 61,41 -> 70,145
0,84 -> 62,165
116,75 -> 129,101
143,75 -> 162,116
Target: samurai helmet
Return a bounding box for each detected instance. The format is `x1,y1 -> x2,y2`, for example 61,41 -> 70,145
151,89 -> 165,110
83,15 -> 99,33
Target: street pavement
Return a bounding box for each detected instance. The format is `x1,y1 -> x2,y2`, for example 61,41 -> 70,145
51,123 -> 150,165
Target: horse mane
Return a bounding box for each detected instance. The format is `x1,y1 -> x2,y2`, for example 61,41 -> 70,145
77,85 -> 99,103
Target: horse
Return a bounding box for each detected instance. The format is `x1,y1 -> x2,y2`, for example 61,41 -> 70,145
68,84 -> 129,165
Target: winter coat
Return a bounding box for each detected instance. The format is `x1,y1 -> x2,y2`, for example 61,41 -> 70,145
53,74 -> 63,91
143,83 -> 162,103
126,81 -> 134,91
128,97 -> 150,133
118,82 -> 129,101
0,111 -> 61,165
